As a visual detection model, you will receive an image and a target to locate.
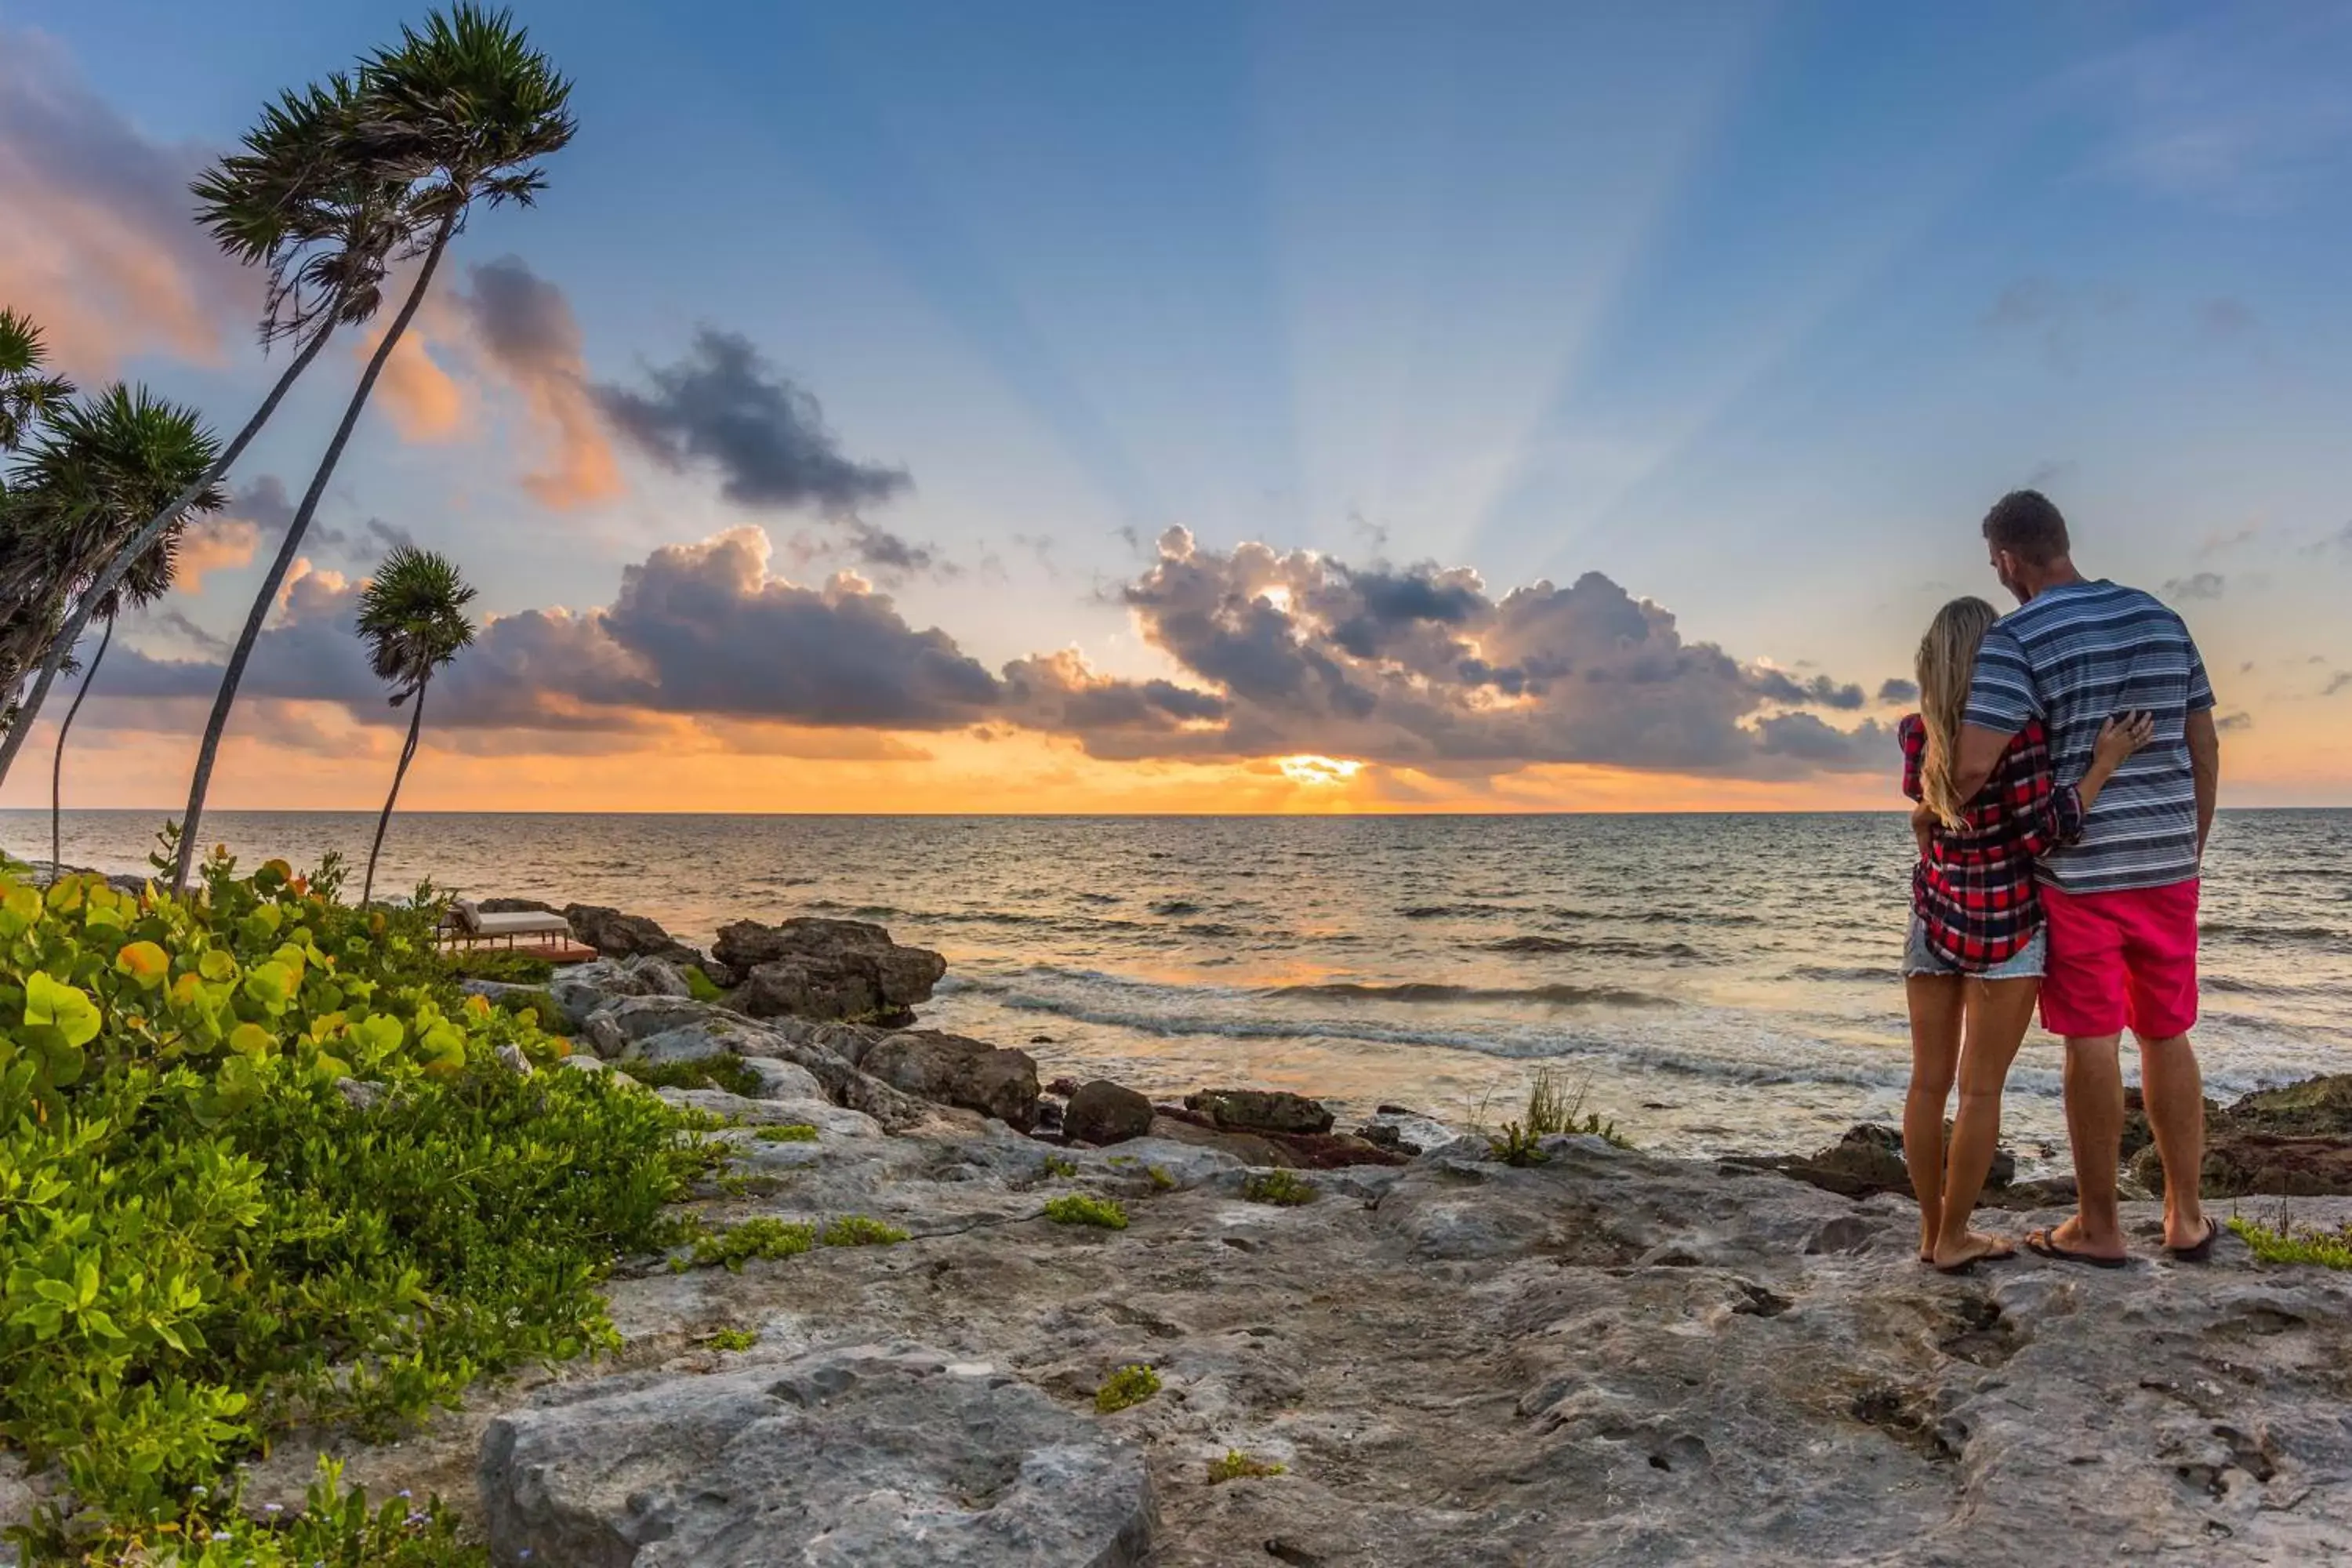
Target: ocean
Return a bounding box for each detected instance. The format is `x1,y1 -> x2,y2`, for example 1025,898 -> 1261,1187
10,808 -> 2349,1167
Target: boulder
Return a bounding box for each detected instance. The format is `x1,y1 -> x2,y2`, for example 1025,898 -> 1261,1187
626,957 -> 694,999
2225,1075 -> 2352,1138
861,1030 -> 1040,1131
2134,1131 -> 2352,1198
1145,1114 -> 1297,1169
477,896 -> 563,915
1747,1123 -> 2014,1201
735,1055 -> 826,1102
1064,1080 -> 1155,1147
715,917 -> 946,1023
476,1344 -> 1155,1568
1184,1088 -> 1334,1136
561,902 -> 702,965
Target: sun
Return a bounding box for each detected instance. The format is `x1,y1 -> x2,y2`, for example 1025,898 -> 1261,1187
1277,754 -> 1365,786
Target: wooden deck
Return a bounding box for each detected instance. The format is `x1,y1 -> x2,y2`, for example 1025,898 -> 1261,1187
437,933 -> 600,966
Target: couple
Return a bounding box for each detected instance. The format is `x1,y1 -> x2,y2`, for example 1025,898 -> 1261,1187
1900,489 -> 2221,1273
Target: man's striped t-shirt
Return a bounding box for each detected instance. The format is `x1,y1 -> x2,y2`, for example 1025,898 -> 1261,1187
1963,579 -> 2213,895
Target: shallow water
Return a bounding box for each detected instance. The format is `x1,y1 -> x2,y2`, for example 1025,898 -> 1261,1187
12,808 -> 2348,1164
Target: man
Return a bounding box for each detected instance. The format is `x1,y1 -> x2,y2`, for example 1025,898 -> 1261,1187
1951,489 -> 2221,1265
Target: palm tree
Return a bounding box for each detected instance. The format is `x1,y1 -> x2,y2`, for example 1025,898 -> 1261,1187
173,4 -> 575,891
0,387 -> 224,874
0,309 -> 74,455
0,76 -> 403,793
355,546 -> 476,906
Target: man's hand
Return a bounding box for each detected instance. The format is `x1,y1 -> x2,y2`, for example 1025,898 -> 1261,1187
2186,707 -> 2220,861
1951,723 -> 2016,804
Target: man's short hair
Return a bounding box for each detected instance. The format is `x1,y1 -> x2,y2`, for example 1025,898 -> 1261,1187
1982,489 -> 2071,564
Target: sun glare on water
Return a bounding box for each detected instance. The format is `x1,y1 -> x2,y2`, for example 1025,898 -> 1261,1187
1277,755 -> 1364,786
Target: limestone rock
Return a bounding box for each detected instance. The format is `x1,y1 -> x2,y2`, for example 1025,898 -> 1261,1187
476,1344 -> 1155,1567
495,1044 -> 533,1078
2135,1130 -> 2352,1197
735,1055 -> 825,1102
861,1030 -> 1040,1131
1146,1114 -> 1297,1169
1183,1088 -> 1334,1136
2225,1074 -> 2352,1138
1065,1080 -> 1155,1146
714,917 -> 946,1023
562,903 -> 703,965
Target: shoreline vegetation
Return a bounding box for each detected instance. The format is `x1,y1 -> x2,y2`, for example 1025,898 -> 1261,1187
7,845 -> 2352,1563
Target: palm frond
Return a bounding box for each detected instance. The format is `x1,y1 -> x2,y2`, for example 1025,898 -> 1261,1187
356,544 -> 477,700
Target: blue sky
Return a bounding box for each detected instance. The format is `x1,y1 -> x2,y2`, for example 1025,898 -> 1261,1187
5,0 -> 2350,809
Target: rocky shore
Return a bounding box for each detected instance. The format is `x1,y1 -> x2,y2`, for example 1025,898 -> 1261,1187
16,898 -> 2352,1563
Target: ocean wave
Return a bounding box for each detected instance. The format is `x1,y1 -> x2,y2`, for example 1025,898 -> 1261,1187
1788,965 -> 1904,984
1398,902 -> 1519,920
1483,935 -> 1706,961
1150,899 -> 1203,916
2200,922 -> 2346,947
1267,981 -> 1673,1009
943,971 -> 2002,1094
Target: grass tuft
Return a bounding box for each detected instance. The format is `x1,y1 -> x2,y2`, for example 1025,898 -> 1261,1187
708,1327 -> 760,1352
2230,1214 -> 2352,1269
1207,1449 -> 1287,1484
1521,1066 -> 1631,1148
753,1122 -> 820,1142
1487,1120 -> 1549,1167
1042,1153 -> 1079,1178
684,964 -> 728,1003
821,1214 -> 910,1247
617,1052 -> 766,1098
1044,1193 -> 1129,1229
691,1218 -> 816,1271
1242,1169 -> 1318,1206
1094,1363 -> 1161,1414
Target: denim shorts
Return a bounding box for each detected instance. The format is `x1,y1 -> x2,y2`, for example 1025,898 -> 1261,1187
1902,916 -> 2046,981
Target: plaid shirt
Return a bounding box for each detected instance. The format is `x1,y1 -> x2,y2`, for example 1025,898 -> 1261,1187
1899,714 -> 2085,971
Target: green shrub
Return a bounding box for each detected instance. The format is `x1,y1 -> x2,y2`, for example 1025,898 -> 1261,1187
1094,1363 -> 1160,1414
707,1327 -> 760,1352
753,1122 -> 819,1143
1242,1170 -> 1317,1206
820,1214 -> 910,1247
1522,1066 -> 1629,1147
1044,1194 -> 1128,1229
684,966 -> 727,1004
691,1218 -> 815,1271
2230,1215 -> 2352,1269
1041,1154 -> 1079,1178
71,1457 -> 485,1566
0,853 -> 714,1541
1488,1120 -> 1549,1167
1146,1165 -> 1176,1192
441,948 -> 554,985
616,1052 -> 765,1098
1207,1449 -> 1287,1483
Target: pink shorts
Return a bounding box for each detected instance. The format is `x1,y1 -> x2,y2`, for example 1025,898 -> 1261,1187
2038,879 -> 2199,1040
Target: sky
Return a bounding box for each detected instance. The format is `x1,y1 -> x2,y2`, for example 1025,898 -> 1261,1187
3,0 -> 2350,814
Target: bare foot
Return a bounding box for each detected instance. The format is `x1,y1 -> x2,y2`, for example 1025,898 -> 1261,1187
2024,1214 -> 2127,1265
2163,1209 -> 2212,1252
1932,1230 -> 2016,1272
1918,1218 -> 1940,1265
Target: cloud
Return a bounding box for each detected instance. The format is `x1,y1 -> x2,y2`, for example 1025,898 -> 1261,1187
595,329 -> 909,514
0,31 -> 251,376
1877,677 -> 1919,705
86,528 -> 1890,782
454,256 -> 621,507
2197,298 -> 2259,337
2162,572 -> 2227,601
372,326 -> 468,442
2327,672 -> 2352,699
1981,278 -> 2129,372
2216,710 -> 2255,731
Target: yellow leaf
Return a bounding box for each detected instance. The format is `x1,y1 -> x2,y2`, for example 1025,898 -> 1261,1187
116,941 -> 171,988
464,993 -> 492,1019
227,1022 -> 275,1058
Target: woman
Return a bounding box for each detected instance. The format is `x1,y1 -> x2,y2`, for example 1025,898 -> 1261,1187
1900,597 -> 2150,1272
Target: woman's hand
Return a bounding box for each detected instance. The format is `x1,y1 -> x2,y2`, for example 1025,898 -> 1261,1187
2094,711 -> 2156,770
1910,800 -> 1936,859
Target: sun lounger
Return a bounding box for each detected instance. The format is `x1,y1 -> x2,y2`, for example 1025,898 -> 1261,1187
444,899 -> 575,949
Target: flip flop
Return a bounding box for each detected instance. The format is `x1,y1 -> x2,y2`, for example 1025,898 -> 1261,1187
1933,1240 -> 2019,1276
2165,1216 -> 2222,1264
2024,1227 -> 2129,1269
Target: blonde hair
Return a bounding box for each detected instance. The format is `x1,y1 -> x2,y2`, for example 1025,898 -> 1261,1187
1915,596 -> 1999,828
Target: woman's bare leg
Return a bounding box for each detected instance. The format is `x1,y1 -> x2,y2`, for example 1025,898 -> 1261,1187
1933,977 -> 2039,1268
1904,975 -> 1965,1260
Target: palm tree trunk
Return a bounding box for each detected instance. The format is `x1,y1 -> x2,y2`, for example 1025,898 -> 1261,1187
48,612 -> 114,884
361,678 -> 427,908
0,318 -> 337,792
173,211 -> 459,893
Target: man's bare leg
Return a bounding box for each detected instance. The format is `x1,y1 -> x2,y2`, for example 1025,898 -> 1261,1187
2052,1033 -> 2129,1259
2138,1033 -> 2208,1249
